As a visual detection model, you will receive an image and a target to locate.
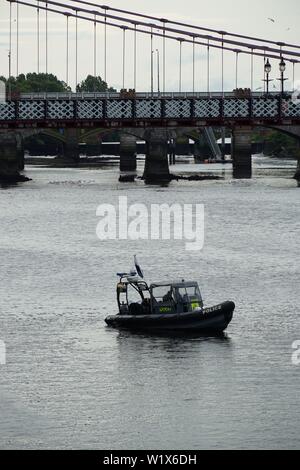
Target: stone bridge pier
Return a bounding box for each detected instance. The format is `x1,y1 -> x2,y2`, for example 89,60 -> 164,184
84,133 -> 102,156
0,132 -> 28,183
294,157 -> 300,186
16,134 -> 25,170
63,129 -> 80,162
143,129 -> 171,184
232,126 -> 252,178
119,134 -> 137,182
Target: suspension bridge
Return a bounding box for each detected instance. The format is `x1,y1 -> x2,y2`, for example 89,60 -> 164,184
1,0 -> 300,183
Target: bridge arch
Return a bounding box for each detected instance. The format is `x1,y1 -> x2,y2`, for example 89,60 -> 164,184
259,125 -> 300,141
22,129 -> 67,145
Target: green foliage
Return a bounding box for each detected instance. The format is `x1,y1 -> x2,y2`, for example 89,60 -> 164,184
76,75 -> 116,92
265,131 -> 299,157
1,73 -> 70,92
253,128 -> 300,158
1,73 -> 115,93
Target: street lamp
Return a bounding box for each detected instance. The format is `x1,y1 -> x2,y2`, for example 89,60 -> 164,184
263,59 -> 272,94
279,58 -> 286,73
278,58 -> 288,96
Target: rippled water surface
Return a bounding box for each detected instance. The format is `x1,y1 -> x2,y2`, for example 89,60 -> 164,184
0,158 -> 299,449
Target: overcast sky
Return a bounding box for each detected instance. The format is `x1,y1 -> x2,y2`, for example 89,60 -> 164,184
0,0 -> 300,92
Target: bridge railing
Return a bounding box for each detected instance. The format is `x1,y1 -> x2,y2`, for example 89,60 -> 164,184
17,91 -> 279,101
0,94 -> 300,125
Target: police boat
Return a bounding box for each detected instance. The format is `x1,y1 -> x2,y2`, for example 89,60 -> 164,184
105,258 -> 235,333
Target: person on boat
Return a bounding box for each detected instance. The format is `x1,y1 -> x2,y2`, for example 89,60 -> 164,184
163,290 -> 173,303
142,298 -> 151,314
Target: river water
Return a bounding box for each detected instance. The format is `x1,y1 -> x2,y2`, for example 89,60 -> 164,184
0,156 -> 299,450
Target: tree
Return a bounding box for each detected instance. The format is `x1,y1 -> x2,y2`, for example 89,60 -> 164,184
76,75 -> 116,92
1,73 -> 116,93
253,128 -> 300,158
0,73 -> 70,93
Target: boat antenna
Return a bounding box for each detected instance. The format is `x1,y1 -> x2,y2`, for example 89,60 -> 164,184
134,255 -> 144,279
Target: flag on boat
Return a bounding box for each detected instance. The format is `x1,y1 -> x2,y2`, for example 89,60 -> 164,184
134,255 -> 144,279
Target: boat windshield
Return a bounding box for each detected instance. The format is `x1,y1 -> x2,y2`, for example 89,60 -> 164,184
152,285 -> 176,303
173,284 -> 203,311
176,285 -> 202,299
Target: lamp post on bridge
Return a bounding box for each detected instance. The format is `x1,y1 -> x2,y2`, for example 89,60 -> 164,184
277,58 -> 288,96
263,59 -> 273,95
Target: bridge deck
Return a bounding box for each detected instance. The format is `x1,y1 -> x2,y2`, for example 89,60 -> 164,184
0,93 -> 300,129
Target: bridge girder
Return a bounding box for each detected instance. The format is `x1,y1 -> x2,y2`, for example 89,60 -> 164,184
1,95 -> 300,131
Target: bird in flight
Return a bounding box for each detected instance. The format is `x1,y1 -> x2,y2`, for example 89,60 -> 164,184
268,18 -> 275,23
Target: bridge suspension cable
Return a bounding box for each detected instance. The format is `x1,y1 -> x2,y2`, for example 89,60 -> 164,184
192,37 -> 195,95
104,11 -> 107,83
34,0 -> 300,60
63,0 -> 300,52
156,49 -> 160,94
28,0 -> 300,61
93,14 -> 97,80
163,23 -> 166,94
178,39 -> 182,93
207,39 -> 210,95
8,1 -> 300,64
37,0 -> 40,73
75,9 -> 78,89
16,3 -> 19,76
221,35 -> 224,96
150,27 -> 153,95
45,2 -> 48,76
6,0 -> 300,95
66,13 -> 69,85
122,27 -> 127,89
251,49 -> 254,91
8,0 -> 12,94
235,51 -> 240,89
292,62 -> 295,91
134,24 -> 137,90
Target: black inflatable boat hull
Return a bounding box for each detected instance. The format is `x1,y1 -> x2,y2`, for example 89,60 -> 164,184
105,301 -> 235,333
